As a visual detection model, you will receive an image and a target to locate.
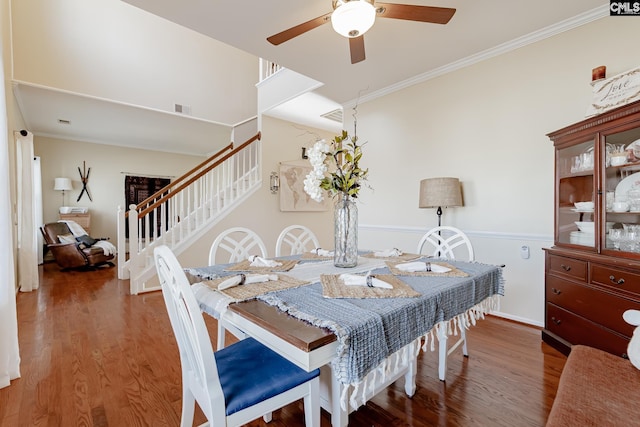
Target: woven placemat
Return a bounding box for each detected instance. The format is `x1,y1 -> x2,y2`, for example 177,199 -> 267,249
321,274 -> 420,299
301,252 -> 333,260
361,252 -> 422,261
224,259 -> 298,272
385,261 -> 469,277
200,273 -> 309,301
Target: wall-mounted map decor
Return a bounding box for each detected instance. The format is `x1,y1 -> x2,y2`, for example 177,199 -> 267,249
279,161 -> 330,212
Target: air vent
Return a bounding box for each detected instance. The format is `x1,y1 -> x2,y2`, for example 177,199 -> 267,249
321,108 -> 343,123
174,103 -> 192,115
58,119 -> 71,125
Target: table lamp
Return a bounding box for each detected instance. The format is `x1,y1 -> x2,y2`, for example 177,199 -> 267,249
418,177 -> 463,227
54,177 -> 72,207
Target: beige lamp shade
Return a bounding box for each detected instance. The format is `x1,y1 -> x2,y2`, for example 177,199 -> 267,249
419,177 -> 463,208
54,177 -> 72,191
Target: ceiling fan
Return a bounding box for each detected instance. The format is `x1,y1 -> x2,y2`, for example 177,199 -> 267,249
267,0 -> 456,64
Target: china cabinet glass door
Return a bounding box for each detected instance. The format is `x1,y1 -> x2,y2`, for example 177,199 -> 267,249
557,140 -> 595,247
603,127 -> 640,255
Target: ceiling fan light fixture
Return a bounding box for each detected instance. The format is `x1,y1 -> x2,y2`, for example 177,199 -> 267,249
331,0 -> 376,38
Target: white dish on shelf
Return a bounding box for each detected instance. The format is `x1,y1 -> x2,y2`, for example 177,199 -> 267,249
574,201 -> 594,210
571,208 -> 594,213
569,231 -> 594,246
611,156 -> 628,166
615,171 -> 640,198
575,221 -> 595,233
625,138 -> 640,158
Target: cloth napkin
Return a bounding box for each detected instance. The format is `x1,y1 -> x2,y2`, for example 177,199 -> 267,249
339,273 -> 393,289
248,256 -> 282,267
312,248 -> 334,257
218,273 -> 278,290
395,261 -> 451,273
374,248 -> 403,257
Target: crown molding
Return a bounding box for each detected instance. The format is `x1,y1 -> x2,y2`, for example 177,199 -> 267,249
344,5 -> 609,109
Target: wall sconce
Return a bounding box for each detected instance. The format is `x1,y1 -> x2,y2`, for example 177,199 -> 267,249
270,172 -> 280,194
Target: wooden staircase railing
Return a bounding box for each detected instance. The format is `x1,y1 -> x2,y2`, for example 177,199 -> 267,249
117,132 -> 262,294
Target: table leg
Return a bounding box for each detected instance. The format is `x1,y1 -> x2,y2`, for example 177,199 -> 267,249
330,371 -> 349,427
437,323 -> 448,381
461,327 -> 468,356
404,356 -> 417,396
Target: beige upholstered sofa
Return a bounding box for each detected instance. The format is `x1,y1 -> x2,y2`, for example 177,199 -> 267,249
546,309 -> 640,427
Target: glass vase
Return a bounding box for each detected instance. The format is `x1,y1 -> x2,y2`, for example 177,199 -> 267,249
334,194 -> 358,268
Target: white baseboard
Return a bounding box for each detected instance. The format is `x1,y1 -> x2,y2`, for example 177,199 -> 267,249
490,311 -> 544,328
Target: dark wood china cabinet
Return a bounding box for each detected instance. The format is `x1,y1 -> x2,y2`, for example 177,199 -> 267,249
544,100 -> 640,358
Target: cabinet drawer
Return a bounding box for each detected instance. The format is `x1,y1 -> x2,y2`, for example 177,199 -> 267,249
546,303 -> 630,358
546,275 -> 639,337
547,254 -> 587,281
591,264 -> 640,298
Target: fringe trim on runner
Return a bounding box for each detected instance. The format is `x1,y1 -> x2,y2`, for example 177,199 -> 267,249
260,292 -> 502,412
339,338 -> 422,411
422,294 -> 501,352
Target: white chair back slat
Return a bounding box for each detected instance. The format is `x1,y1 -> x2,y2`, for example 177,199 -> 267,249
209,227 -> 268,264
416,226 -> 474,261
275,225 -> 320,257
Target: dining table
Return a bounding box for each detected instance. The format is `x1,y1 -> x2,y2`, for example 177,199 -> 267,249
185,251 -> 504,427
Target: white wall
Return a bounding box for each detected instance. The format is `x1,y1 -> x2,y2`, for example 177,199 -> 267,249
11,0 -> 257,125
180,115 -> 336,267
34,136 -> 205,239
350,16 -> 640,325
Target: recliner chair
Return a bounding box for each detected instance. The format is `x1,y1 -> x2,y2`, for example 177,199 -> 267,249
40,222 -> 115,270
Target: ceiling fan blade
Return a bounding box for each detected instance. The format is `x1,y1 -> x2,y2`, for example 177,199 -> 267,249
267,12 -> 332,45
375,3 -> 456,24
349,36 -> 366,64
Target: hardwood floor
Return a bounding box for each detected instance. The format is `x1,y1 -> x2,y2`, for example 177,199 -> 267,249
0,262 -> 566,426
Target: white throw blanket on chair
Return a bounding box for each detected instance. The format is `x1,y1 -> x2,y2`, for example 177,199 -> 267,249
59,219 -> 87,237
58,220 -> 116,256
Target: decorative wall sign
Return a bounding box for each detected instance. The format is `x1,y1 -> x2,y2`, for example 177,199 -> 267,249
587,66 -> 640,117
279,161 -> 330,212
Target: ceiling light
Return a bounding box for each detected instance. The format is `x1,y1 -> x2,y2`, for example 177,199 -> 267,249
331,0 -> 376,38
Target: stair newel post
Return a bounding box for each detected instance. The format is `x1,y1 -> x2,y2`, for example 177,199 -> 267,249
128,203 -> 141,295
117,205 -> 129,280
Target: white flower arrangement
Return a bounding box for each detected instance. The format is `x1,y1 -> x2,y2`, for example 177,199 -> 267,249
303,130 -> 368,203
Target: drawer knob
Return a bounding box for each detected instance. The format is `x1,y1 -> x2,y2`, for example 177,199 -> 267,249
609,275 -> 625,285
551,316 -> 562,325
560,264 -> 571,272
551,287 -> 562,295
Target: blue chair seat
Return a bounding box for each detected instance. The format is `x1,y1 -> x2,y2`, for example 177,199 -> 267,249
215,337 -> 321,416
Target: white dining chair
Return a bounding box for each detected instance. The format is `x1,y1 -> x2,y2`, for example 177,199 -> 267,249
154,245 -> 320,427
275,225 -> 321,257
416,225 -> 474,262
208,227 -> 268,349
208,226 -> 268,265
416,225 -> 474,382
